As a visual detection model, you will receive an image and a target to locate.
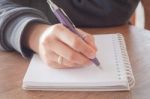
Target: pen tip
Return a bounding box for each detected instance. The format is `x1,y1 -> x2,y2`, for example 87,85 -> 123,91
92,58 -> 100,66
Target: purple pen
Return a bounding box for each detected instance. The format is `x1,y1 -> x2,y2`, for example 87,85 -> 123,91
47,0 -> 100,66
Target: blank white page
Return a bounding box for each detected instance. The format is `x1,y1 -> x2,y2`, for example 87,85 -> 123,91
23,34 -> 128,87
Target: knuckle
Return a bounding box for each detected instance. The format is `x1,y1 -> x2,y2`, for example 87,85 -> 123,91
41,39 -> 49,48
40,40 -> 47,46
52,24 -> 64,30
81,47 -> 93,58
40,34 -> 51,45
80,48 -> 88,56
82,47 -> 87,53
41,37 -> 55,49
87,34 -> 93,40
43,37 -> 49,44
68,52 -> 77,61
72,37 -> 81,49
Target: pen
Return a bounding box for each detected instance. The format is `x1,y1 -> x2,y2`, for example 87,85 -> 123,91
47,0 -> 100,66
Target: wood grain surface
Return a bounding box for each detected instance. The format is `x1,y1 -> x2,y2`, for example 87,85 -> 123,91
0,25 -> 150,99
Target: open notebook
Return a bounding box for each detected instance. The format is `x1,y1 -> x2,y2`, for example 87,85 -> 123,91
22,33 -> 135,91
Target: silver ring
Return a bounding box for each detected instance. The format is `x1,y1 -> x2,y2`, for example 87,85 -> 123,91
58,56 -> 63,64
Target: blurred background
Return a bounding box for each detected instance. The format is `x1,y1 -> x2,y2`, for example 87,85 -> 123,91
131,0 -> 150,30
135,1 -> 144,29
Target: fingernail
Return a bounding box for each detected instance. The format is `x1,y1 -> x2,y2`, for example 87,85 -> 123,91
89,53 -> 96,59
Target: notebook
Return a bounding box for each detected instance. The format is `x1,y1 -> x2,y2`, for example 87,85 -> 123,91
22,33 -> 135,91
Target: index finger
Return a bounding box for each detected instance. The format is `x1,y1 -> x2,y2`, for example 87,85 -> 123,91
57,27 -> 96,59
77,29 -> 97,51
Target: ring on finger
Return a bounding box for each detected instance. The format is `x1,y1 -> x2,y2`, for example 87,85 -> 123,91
57,56 -> 63,65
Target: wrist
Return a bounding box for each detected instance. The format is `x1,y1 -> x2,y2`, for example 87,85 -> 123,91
23,23 -> 50,53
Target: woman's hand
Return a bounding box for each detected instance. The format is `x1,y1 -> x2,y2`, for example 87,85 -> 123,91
25,23 -> 97,68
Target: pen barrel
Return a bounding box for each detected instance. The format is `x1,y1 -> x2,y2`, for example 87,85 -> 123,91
54,9 -> 82,37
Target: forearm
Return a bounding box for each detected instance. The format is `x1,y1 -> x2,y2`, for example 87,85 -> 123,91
0,0 -> 50,57
23,23 -> 49,54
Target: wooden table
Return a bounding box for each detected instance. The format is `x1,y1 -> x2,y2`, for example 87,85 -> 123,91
0,25 -> 150,99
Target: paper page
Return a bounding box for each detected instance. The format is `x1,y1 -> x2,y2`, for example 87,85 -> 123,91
23,34 -> 128,87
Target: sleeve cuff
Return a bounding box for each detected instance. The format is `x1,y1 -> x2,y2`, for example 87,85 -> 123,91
13,16 -> 50,58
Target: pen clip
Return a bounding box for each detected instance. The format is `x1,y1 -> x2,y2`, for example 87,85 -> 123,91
47,0 -> 75,28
